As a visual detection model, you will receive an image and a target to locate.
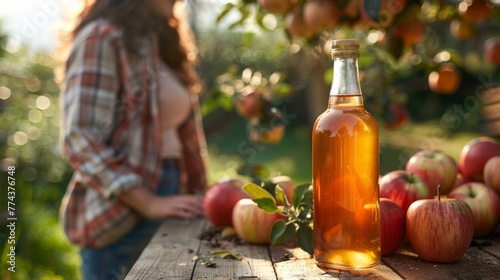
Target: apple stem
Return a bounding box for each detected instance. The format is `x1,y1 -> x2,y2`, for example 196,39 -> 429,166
437,185 -> 441,201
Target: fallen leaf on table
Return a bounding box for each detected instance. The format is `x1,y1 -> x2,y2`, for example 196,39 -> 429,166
209,250 -> 244,260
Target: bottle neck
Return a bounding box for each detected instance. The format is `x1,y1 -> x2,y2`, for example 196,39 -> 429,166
330,57 -> 362,97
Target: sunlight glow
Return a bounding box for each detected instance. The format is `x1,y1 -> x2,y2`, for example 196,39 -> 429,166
0,86 -> 12,100
269,72 -> 280,85
242,68 -> 253,83
36,95 -> 51,110
28,109 -> 43,123
262,14 -> 277,30
434,51 -> 451,63
250,71 -> 262,86
290,43 -> 301,54
13,131 -> 28,146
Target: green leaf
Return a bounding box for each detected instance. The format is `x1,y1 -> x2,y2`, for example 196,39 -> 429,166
253,198 -> 279,213
209,250 -> 244,260
292,183 -> 311,210
298,189 -> 313,220
298,203 -> 312,220
236,163 -> 270,180
274,83 -> 293,97
297,224 -> 313,255
243,183 -> 276,203
242,32 -> 255,47
215,3 -> 235,24
323,68 -> 333,85
260,181 -> 277,198
270,220 -> 296,245
275,185 -> 289,206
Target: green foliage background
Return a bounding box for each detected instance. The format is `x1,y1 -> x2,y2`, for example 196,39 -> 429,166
0,32 -> 81,279
1,1 -> 500,278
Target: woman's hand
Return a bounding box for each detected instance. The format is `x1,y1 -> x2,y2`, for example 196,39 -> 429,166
119,187 -> 204,220
148,194 -> 204,220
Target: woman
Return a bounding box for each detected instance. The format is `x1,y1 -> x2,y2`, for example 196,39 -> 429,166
59,0 -> 207,279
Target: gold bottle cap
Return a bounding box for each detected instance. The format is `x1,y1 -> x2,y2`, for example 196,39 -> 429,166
331,39 -> 360,58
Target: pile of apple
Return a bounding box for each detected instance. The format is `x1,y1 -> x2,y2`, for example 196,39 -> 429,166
380,136 -> 500,262
203,137 -> 500,263
203,176 -> 296,244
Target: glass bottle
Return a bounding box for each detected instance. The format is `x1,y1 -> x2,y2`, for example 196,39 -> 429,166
312,39 -> 381,270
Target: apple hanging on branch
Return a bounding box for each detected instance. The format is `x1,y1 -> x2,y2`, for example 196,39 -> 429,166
382,102 -> 409,131
406,185 -> 474,263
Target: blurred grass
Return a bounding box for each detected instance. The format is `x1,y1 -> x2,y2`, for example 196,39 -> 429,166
206,116 -> 313,185
205,116 -> 483,185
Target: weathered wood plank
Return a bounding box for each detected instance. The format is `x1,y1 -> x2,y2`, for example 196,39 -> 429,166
270,242 -> 403,279
383,244 -> 500,280
125,218 -> 207,280
192,224 -> 277,279
479,226 -> 500,259
127,218 -> 500,280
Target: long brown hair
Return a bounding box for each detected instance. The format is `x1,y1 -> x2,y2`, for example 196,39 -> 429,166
72,0 -> 202,93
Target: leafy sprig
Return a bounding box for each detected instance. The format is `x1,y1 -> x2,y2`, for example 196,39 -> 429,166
243,182 -> 314,254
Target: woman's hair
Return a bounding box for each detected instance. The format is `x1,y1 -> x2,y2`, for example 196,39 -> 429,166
71,0 -> 202,93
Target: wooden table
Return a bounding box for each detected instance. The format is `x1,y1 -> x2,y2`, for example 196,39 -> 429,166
125,218 -> 500,279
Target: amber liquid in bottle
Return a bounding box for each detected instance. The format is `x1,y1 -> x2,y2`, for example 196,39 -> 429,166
312,40 -> 381,270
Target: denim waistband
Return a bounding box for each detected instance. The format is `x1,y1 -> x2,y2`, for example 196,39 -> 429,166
162,158 -> 180,167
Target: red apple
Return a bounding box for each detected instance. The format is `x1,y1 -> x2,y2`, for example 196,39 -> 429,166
235,90 -> 263,119
450,172 -> 467,192
302,0 -> 340,32
382,103 -> 409,130
458,0 -> 490,23
459,137 -> 500,182
285,8 -> 315,39
448,182 -> 500,238
379,170 -> 431,213
258,0 -> 293,15
394,19 -> 425,46
250,122 -> 285,145
406,190 -> 474,263
450,18 -> 476,40
380,198 -> 406,256
385,0 -> 408,15
232,198 -> 286,244
405,150 -> 458,196
428,63 -> 462,95
203,178 -> 250,227
485,37 -> 500,65
484,156 -> 500,196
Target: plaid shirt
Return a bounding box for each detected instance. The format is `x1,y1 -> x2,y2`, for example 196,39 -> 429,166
60,20 -> 207,248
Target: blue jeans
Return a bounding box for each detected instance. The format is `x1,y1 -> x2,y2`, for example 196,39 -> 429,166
80,159 -> 180,280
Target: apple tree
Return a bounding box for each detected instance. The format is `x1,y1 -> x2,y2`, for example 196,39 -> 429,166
208,0 -> 500,135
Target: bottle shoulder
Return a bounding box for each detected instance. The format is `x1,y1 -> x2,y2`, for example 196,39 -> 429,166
313,107 -> 378,132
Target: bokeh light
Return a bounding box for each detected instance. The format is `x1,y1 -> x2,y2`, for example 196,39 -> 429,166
13,131 -> 29,146
0,86 -> 12,99
36,95 -> 51,110
28,109 -> 44,123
